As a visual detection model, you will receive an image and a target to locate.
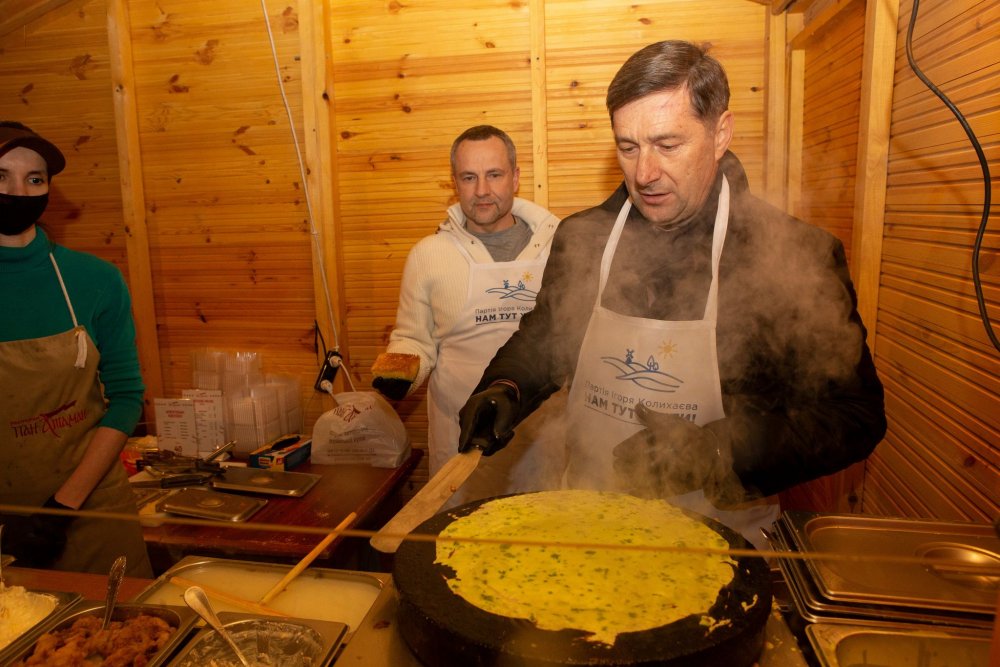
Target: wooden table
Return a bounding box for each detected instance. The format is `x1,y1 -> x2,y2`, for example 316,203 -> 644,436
140,450 -> 421,571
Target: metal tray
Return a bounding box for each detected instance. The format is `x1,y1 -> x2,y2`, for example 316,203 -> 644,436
805,622 -> 992,667
781,512 -> 1000,614
2,600 -> 197,666
167,612 -> 347,666
770,519 -> 993,631
133,555 -> 385,635
157,487 -> 267,522
0,587 -> 81,663
211,467 -> 321,497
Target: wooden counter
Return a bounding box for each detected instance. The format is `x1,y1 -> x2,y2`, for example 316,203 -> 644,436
140,451 -> 421,571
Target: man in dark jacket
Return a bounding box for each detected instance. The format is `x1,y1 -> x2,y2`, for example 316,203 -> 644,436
457,40 -> 886,547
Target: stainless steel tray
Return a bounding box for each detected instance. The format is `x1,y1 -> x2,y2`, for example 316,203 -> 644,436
168,612 -> 347,666
133,555 -> 385,635
211,467 -> 320,496
770,519 -> 994,631
781,512 -> 1000,614
0,587 -> 81,663
2,600 -> 197,666
806,622 -> 992,667
157,487 -> 267,521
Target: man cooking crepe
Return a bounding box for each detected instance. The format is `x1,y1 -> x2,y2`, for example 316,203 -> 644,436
456,40 -> 887,549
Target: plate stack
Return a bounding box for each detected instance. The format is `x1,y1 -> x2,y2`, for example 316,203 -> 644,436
768,511 -> 997,666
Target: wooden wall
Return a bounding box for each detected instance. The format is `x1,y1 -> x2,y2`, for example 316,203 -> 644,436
865,0 -> 999,522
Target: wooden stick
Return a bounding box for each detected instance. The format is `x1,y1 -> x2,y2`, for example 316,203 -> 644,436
258,511 -> 357,605
169,576 -> 290,617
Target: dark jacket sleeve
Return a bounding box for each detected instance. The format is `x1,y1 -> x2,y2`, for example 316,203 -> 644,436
706,196 -> 886,497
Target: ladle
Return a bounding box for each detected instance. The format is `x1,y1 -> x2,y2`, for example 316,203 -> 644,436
102,555 -> 127,630
184,585 -> 251,667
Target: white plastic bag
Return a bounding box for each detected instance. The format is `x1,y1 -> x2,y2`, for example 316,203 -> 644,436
311,391 -> 410,467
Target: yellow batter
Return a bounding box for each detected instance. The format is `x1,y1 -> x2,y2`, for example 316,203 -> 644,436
435,490 -> 736,645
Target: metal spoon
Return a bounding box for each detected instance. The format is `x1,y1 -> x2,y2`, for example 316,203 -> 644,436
183,585 -> 251,667
102,555 -> 127,630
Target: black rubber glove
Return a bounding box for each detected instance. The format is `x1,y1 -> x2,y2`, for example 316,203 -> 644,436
457,383 -> 519,456
613,402 -> 742,505
0,495 -> 73,568
372,376 -> 412,401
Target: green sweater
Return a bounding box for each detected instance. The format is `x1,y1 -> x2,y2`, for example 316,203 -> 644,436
0,228 -> 144,435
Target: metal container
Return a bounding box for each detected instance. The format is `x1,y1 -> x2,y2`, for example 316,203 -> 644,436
0,588 -> 80,664
211,467 -> 321,497
134,555 -> 384,635
2,600 -> 197,666
805,622 -> 992,667
167,612 -> 347,666
770,515 -> 995,631
780,511 -> 999,614
157,487 -> 267,521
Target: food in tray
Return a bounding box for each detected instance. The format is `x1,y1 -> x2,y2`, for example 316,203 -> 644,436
435,489 -> 737,645
0,584 -> 58,650
171,619 -> 328,667
10,613 -> 175,666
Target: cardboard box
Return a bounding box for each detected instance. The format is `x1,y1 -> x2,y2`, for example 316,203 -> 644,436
249,437 -> 311,471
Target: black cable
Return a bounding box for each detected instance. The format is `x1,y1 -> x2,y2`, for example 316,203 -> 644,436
905,0 -> 997,352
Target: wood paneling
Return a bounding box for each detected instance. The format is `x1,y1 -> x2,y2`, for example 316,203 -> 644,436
866,0 -> 1000,521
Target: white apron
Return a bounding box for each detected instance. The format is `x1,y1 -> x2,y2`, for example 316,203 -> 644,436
564,178 -> 778,549
0,253 -> 152,577
428,236 -> 565,505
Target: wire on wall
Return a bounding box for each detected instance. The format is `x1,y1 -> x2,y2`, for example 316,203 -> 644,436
259,0 -> 356,391
905,0 -> 996,353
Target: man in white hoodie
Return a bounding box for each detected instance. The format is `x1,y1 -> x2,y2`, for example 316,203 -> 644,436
373,125 -> 562,501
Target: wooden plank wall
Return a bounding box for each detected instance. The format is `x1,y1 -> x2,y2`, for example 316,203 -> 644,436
865,0 -> 999,522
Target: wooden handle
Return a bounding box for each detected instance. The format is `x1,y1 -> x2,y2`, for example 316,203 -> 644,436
169,576 -> 290,617
258,511 -> 357,605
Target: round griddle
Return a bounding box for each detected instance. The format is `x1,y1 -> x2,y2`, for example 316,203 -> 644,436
393,493 -> 772,667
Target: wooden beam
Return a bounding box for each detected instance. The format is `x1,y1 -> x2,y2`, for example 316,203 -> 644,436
106,0 -> 164,422
529,0 -> 549,209
0,0 -> 74,40
763,11 -> 789,208
786,47 -> 805,217
852,0 -> 900,347
789,0 -> 862,49
300,0 -> 350,392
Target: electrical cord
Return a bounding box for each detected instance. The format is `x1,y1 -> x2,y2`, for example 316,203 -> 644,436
259,0 -> 356,391
906,0 -> 996,352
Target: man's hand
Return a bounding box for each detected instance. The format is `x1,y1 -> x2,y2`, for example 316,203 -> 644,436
0,495 -> 73,568
457,383 -> 519,456
613,402 -> 742,504
372,376 -> 412,401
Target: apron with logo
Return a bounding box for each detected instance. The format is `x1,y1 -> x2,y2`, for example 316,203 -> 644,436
564,178 -> 778,549
0,253 -> 152,576
428,237 -> 566,505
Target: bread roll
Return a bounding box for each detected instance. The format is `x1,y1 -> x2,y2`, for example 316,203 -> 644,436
371,352 -> 420,381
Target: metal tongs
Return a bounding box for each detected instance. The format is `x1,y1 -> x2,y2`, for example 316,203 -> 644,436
133,441 -> 236,487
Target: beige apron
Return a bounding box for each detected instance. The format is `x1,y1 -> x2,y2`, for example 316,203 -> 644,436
429,237 -> 565,506
0,253 -> 152,577
564,179 -> 778,549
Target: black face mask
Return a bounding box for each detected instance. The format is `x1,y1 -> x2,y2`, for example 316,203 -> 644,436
0,193 -> 48,236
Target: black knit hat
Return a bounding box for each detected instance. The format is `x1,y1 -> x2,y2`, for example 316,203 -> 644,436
0,122 -> 66,176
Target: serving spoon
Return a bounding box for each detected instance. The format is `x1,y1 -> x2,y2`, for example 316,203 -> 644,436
184,585 -> 251,667
102,555 -> 127,630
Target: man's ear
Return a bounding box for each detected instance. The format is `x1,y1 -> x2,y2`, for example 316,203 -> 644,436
714,110 -> 734,160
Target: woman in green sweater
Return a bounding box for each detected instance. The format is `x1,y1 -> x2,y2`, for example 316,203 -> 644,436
0,121 -> 152,577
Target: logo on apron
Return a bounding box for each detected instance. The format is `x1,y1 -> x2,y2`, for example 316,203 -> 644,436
474,270 -> 540,326
601,344 -> 684,393
8,399 -> 89,439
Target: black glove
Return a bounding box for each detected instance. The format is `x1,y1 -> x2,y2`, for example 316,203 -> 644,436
372,376 -> 412,401
613,402 -> 742,505
457,383 -> 519,456
0,495 -> 74,568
